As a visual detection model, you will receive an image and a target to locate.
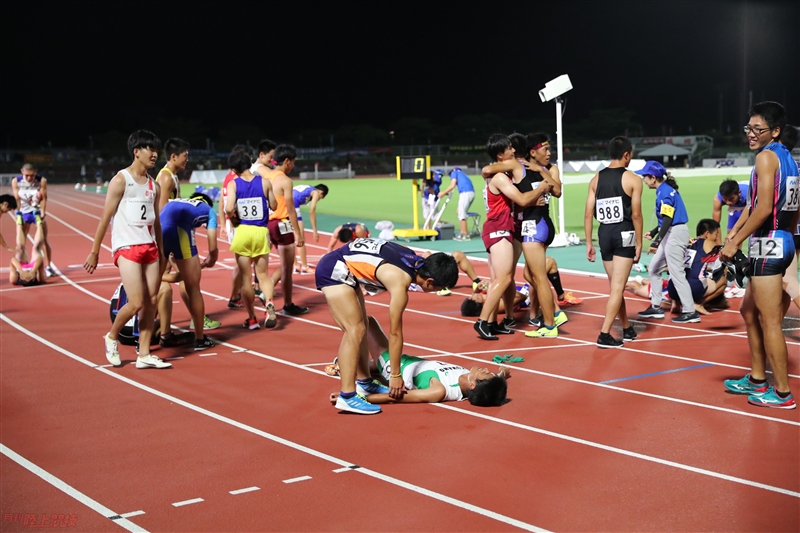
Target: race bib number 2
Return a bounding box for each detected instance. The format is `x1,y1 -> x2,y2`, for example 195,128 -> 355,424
596,196 -> 623,224
237,198 -> 263,221
127,197 -> 154,226
749,237 -> 784,259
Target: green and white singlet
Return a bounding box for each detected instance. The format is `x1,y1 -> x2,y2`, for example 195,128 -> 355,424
377,352 -> 468,402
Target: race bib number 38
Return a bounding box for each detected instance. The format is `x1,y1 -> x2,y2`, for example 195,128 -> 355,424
596,196 -> 623,224
749,236 -> 784,259
237,198 -> 263,221
782,176 -> 799,212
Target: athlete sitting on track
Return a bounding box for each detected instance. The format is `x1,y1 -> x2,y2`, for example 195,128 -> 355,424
665,218 -> 728,315
9,212 -> 46,287
328,315 -> 510,406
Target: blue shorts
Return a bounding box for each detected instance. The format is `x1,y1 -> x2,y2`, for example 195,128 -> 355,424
315,250 -> 356,291
521,216 -> 555,246
749,230 -> 796,277
667,278 -> 706,304
162,223 -> 197,259
17,212 -> 37,225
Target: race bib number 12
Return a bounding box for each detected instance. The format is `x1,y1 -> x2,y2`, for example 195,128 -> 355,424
749,236 -> 784,259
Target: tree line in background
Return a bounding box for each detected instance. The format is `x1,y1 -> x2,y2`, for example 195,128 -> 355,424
78,109 -> 650,159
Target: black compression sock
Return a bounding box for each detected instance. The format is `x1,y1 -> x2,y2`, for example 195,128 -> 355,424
775,390 -> 791,399
548,272 -> 564,297
750,376 -> 767,384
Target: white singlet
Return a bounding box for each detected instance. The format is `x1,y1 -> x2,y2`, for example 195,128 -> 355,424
377,352 -> 469,402
110,169 -> 157,253
16,175 -> 42,213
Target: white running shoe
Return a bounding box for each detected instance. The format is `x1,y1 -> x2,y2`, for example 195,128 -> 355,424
135,354 -> 172,369
104,333 -> 121,366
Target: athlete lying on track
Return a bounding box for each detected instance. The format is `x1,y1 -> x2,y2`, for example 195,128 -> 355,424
328,315 -> 510,406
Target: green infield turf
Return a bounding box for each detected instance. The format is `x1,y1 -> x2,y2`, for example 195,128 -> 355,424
182,171 -> 763,274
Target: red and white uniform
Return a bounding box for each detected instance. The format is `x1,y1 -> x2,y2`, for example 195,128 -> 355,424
481,174 -> 515,252
110,170 -> 156,253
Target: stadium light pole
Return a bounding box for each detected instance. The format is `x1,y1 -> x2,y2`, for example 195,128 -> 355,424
539,74 -> 573,247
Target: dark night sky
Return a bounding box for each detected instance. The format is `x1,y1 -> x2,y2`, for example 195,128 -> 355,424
2,0 -> 799,148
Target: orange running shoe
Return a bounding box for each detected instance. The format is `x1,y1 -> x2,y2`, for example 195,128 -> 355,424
557,292 -> 583,306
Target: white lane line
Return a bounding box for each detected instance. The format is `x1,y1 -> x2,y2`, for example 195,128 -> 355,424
120,511 -> 146,518
0,314 -> 549,533
198,352 -> 218,357
0,444 -> 147,533
434,402 -> 800,499
19,205 -> 799,427
332,467 -> 353,473
229,486 -> 260,495
282,476 -> 312,484
171,498 -> 204,507
4,311 -> 798,505
0,275 -> 122,294
336,289 -> 800,376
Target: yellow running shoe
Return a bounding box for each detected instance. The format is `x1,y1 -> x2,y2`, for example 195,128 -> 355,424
525,326 -> 558,338
553,311 -> 569,327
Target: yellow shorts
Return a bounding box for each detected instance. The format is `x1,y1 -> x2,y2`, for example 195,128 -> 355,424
229,224 -> 270,258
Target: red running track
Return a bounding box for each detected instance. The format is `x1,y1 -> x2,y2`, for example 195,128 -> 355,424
0,185 -> 798,532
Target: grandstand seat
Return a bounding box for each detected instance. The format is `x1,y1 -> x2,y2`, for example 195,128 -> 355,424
466,212 -> 481,236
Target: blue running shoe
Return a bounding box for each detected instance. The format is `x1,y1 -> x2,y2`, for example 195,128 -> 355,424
723,373 -> 769,395
747,387 -> 796,409
335,393 -> 381,414
356,379 -> 390,395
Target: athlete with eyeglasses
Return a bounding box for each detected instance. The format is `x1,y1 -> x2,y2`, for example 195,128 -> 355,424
721,101 -> 799,409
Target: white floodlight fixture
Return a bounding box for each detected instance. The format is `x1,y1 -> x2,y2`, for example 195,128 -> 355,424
539,74 -> 573,246
538,74 -> 573,102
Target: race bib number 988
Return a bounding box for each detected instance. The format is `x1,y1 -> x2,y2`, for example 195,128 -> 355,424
596,196 -> 623,224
